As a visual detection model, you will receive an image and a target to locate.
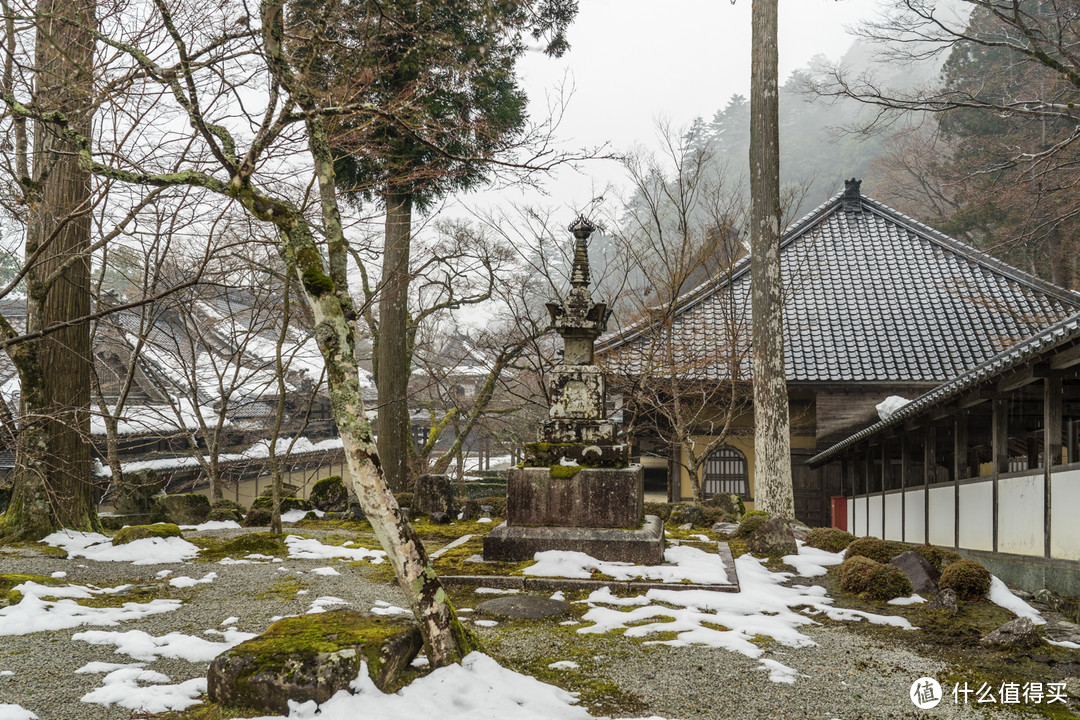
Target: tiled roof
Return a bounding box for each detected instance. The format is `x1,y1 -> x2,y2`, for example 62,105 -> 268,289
600,186 -> 1080,383
807,309 -> 1080,467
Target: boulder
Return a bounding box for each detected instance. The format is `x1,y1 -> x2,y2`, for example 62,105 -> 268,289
890,550 -> 940,595
430,511 -> 451,524
925,588 -> 959,613
154,493 -> 210,525
413,474 -> 456,516
704,492 -> 744,517
346,501 -> 366,521
746,517 -> 798,557
475,595 -> 571,620
460,499 -> 482,521
207,610 -> 421,715
310,476 -> 350,513
667,504 -> 705,527
980,617 -> 1041,649
115,469 -> 163,515
242,507 -> 272,527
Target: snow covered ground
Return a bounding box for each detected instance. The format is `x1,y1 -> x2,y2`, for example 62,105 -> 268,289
0,529 -> 1065,719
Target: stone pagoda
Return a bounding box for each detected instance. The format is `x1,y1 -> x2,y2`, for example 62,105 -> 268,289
483,217 -> 664,564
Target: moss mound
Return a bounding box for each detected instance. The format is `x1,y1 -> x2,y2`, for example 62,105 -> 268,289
242,507 -> 272,527
939,559 -> 991,600
113,523 -> 182,545
837,555 -> 913,601
643,502 -> 672,521
208,499 -> 246,523
311,476 -> 349,512
805,527 -> 856,553
251,496 -> 313,513
474,496 -> 505,518
843,537 -> 908,564
734,510 -> 770,538
912,544 -> 962,573
197,532 -> 287,560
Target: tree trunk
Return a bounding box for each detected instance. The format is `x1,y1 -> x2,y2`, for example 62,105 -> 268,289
377,189 -> 413,492
748,0 -> 794,519
3,0 -> 98,538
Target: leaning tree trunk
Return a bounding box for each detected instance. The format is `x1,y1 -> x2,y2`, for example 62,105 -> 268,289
3,0 -> 98,539
748,0 -> 794,519
377,189 -> 413,493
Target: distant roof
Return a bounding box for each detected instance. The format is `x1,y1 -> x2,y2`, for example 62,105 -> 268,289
600,181 -> 1080,383
808,309 -> 1080,467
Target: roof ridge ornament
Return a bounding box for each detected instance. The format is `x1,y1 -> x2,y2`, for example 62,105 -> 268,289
843,178 -> 862,212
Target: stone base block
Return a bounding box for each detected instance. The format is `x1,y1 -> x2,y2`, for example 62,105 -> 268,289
506,465 -> 643,528
482,515 -> 665,564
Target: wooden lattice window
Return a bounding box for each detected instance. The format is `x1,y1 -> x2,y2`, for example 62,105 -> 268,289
703,445 -> 749,499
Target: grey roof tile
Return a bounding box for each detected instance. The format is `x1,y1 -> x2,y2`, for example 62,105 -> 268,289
601,188 -> 1080,384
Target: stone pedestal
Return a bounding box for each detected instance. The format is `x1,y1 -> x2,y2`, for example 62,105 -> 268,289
483,464 -> 664,564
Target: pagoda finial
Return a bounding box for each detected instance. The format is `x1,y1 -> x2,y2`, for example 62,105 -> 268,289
568,215 -> 595,289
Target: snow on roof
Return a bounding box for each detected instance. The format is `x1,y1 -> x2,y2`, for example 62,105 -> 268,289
94,436 -> 344,477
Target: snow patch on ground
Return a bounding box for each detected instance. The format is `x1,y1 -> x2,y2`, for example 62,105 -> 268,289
179,520 -> 241,531
78,664 -> 206,713
524,544 -> 729,585
0,704 -> 37,720
72,628 -> 256,662
169,572 -> 217,588
244,653 -> 599,720
574,552 -> 914,683
280,509 -> 326,523
781,543 -> 845,577
307,596 -> 349,614
43,531 -> 200,565
285,535 -> 384,563
887,594 -> 926,606
0,582 -> 179,636
987,576 -> 1046,625
311,567 -> 340,576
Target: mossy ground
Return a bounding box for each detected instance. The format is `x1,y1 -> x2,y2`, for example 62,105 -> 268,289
815,567 -> 1080,717
112,523 -> 182,545
75,582 -> 177,608
189,532 -> 289,561
0,572 -> 63,605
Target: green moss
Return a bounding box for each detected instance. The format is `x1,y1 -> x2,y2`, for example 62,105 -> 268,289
250,496 -> 313,513
733,512 -> 770,538
836,555 -> 913,601
113,523 -> 182,545
844,537 -> 908,564
258,578 -> 305,601
939,559 -> 991,600
228,610 -> 418,692
76,584 -> 171,608
190,532 -> 288,561
549,464 -> 582,479
0,572 -> 63,606
805,527 -> 856,553
430,537 -> 526,577
301,266 -> 334,297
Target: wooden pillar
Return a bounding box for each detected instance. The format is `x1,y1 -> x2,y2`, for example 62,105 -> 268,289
900,432 -> 908,542
1044,375 -> 1062,559
954,409 -> 967,548
992,397 -> 1008,553
923,423 -> 935,545
880,441 -> 887,538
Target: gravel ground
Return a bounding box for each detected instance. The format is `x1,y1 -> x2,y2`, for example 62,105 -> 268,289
0,528 -> 1075,720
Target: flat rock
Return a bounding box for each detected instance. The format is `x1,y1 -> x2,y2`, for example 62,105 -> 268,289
980,617 -> 1041,649
207,610 -> 421,714
890,550 -> 940,595
925,588 -> 958,613
475,595 -> 571,620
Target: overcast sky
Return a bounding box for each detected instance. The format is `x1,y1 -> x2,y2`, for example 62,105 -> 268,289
461,0 -> 886,218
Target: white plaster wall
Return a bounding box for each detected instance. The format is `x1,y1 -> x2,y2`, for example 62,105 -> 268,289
867,495 -> 883,538
958,481 -> 993,551
855,496 -> 868,537
904,489 -> 925,543
1051,469 -> 1080,561
928,485 -> 955,547
846,500 -> 854,535
997,474 -> 1044,556
884,494 -> 903,541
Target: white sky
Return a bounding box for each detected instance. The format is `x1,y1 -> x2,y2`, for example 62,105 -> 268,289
462,0 -> 885,216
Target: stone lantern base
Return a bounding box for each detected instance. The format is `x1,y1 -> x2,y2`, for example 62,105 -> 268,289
482,464 -> 665,564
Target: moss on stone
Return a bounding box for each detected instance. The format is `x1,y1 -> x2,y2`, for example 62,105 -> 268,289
549,464 -> 581,479
113,523 -> 183,545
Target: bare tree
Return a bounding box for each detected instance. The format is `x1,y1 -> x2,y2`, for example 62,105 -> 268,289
601,129 -> 754,503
